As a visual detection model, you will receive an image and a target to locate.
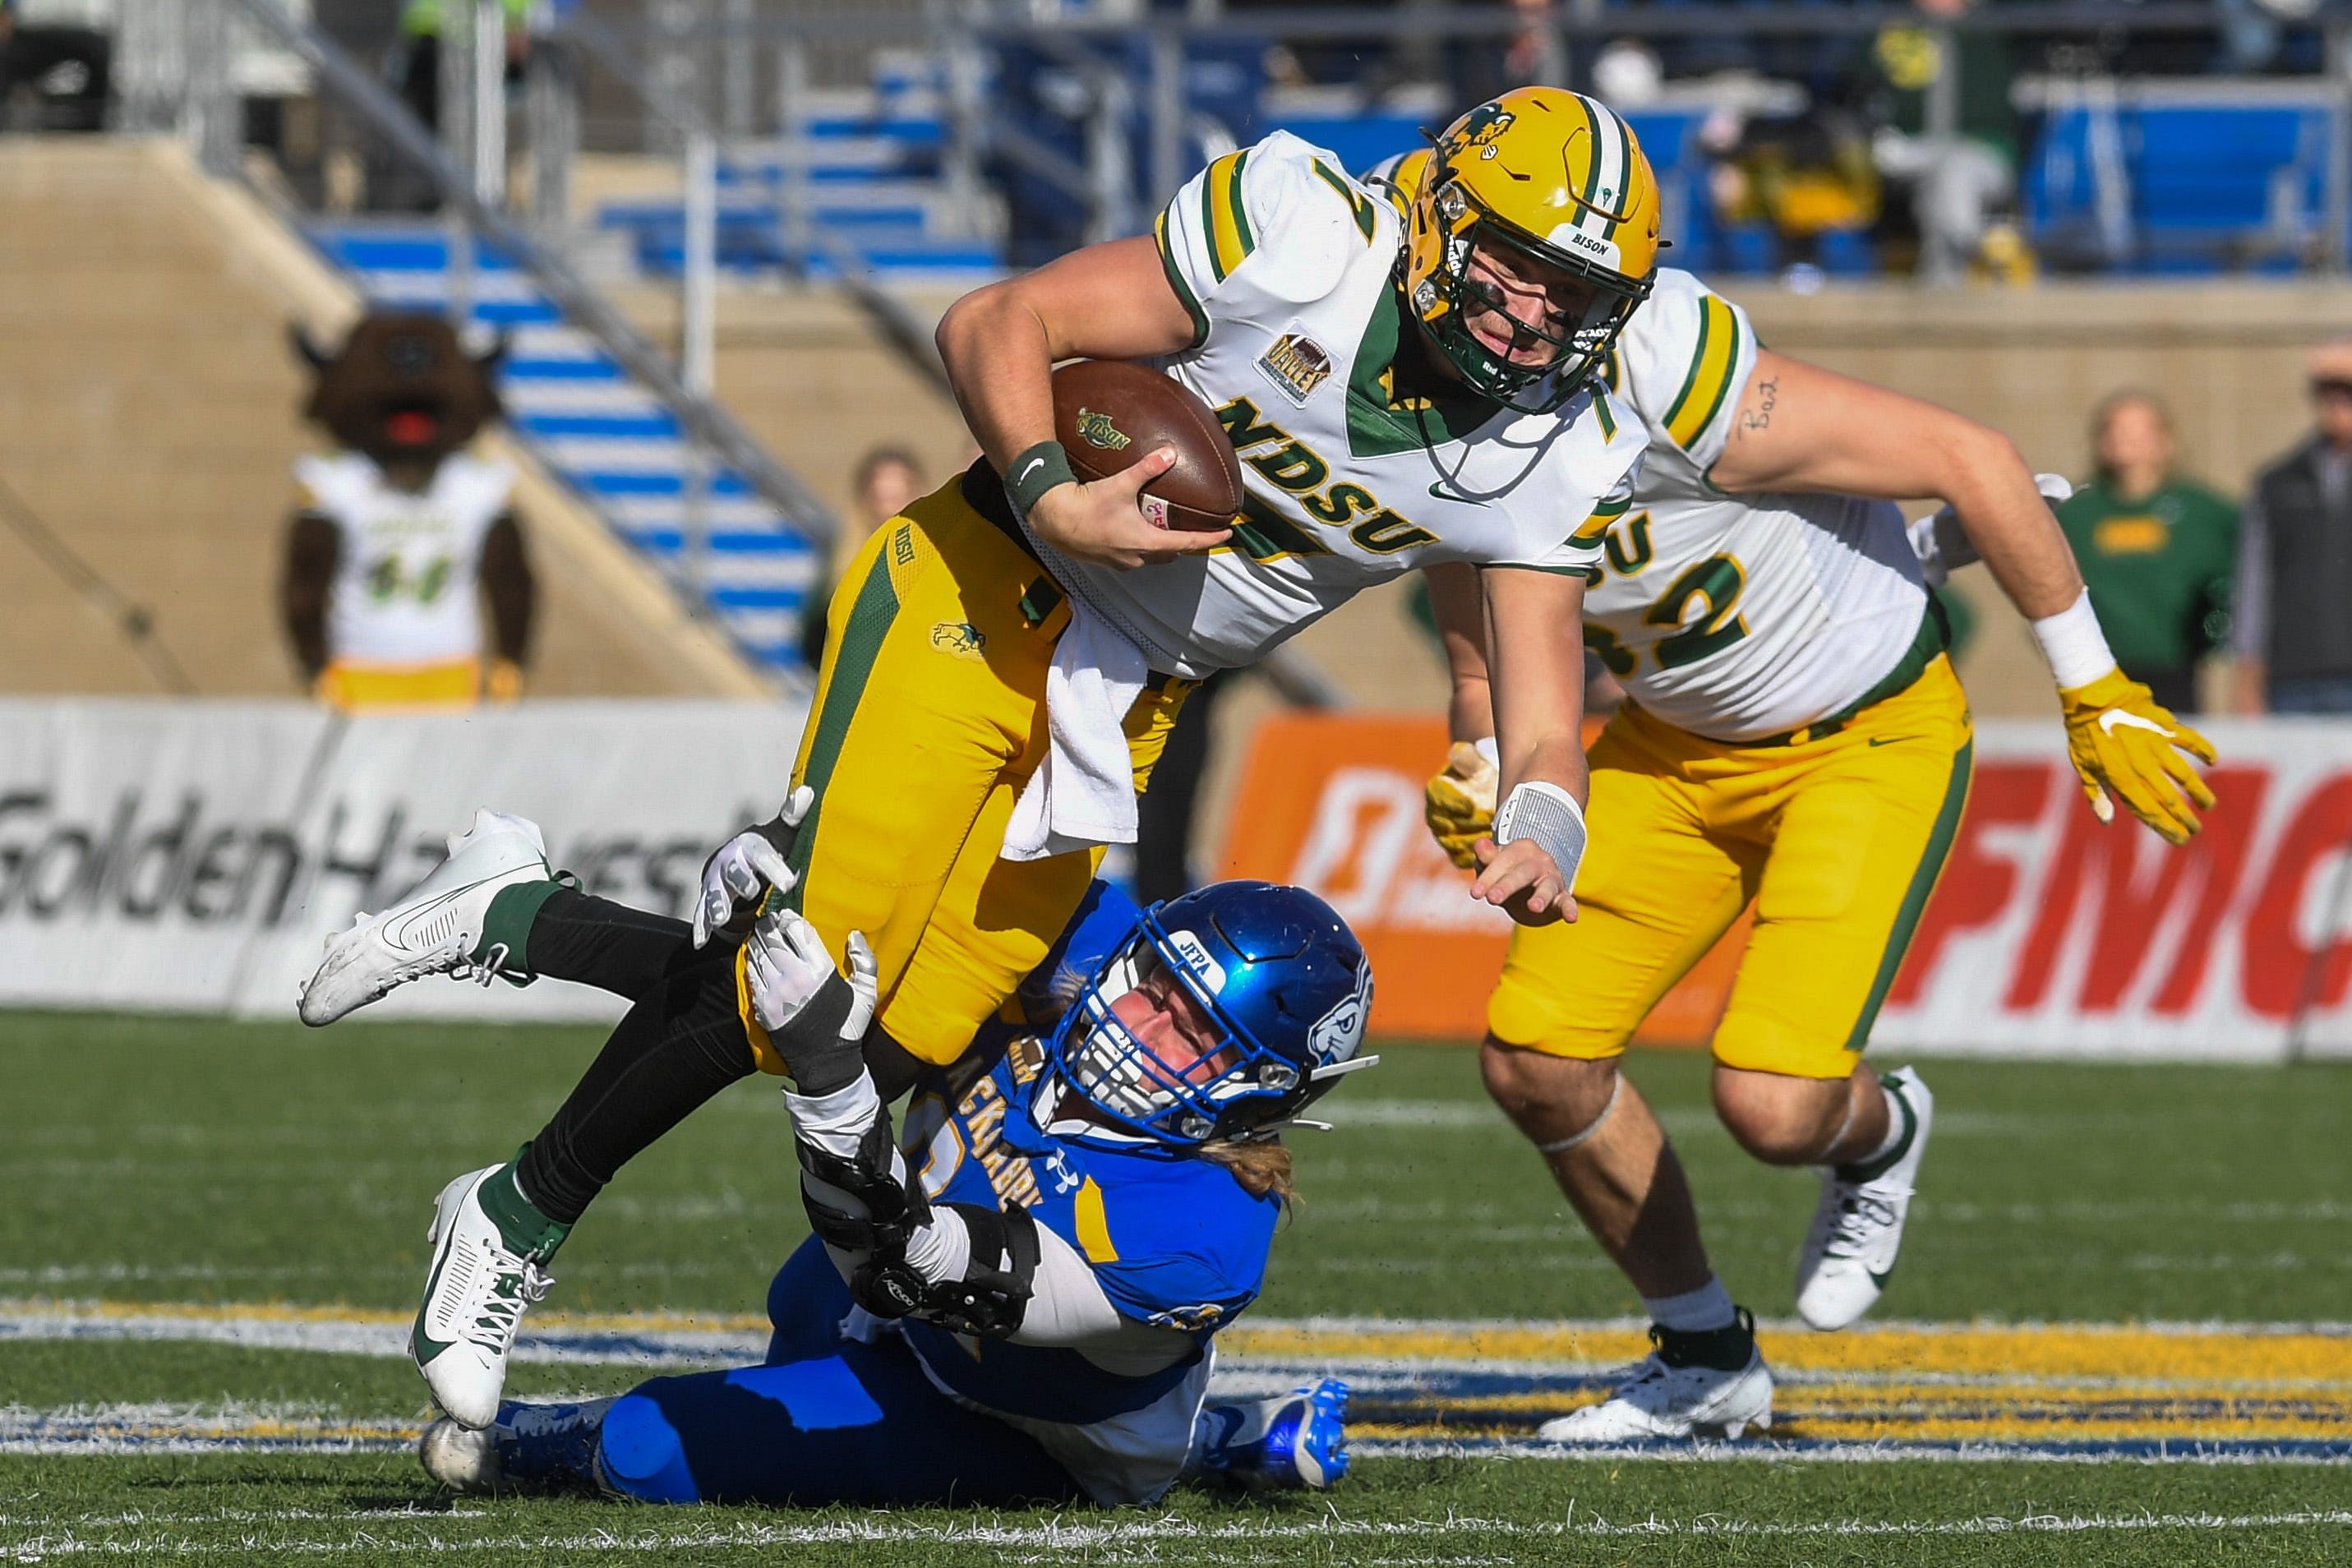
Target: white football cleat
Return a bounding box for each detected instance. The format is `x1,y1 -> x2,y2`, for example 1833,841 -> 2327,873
1540,1312 -> 1773,1443
411,1164 -> 568,1431
298,809 -> 549,1026
1796,1067 -> 1935,1331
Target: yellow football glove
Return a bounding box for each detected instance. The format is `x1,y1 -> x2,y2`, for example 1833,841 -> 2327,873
1424,740 -> 1498,871
2059,668 -> 2218,846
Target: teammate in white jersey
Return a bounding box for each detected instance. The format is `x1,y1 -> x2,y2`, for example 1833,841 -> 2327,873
1375,150 -> 2217,1442
301,90 -> 1673,1436
281,313 -> 533,710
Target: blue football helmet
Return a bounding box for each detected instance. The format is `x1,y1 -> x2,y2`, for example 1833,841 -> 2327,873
1042,880 -> 1377,1151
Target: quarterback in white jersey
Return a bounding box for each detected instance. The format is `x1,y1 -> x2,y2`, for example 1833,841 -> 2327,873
1046,128 -> 1647,680
1378,147 -> 2219,1444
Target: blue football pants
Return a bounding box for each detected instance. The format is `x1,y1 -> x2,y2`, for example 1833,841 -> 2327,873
591,1238 -> 1084,1506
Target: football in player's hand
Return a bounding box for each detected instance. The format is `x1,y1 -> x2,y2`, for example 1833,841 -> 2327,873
1051,360 -> 1244,532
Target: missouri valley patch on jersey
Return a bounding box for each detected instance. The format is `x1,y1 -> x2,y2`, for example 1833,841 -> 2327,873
1029,131 -> 1648,679
1586,269 -> 1933,741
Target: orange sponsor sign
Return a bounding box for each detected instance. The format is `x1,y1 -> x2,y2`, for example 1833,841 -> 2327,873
1217,711 -> 1746,1045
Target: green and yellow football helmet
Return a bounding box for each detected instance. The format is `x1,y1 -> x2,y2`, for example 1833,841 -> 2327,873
1400,88 -> 1662,411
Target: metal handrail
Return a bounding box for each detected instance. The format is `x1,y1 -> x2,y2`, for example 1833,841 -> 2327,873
556,4 -> 952,394
593,2 -> 2290,47
222,0 -> 845,546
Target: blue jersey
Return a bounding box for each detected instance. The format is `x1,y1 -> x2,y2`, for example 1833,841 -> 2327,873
891,883 -> 1284,1495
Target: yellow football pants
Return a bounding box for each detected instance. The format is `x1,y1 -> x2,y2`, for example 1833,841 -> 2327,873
1489,655 -> 1974,1080
739,478 -> 1191,1074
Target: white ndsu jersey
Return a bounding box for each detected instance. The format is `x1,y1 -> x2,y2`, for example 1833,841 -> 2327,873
1587,269 -> 1932,741
1034,131 -> 1649,680
295,451 -> 514,667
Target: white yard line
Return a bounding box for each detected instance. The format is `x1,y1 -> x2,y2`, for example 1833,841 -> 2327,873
6,1509 -> 2350,1561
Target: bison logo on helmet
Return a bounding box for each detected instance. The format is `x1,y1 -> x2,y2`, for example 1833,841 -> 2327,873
1446,104 -> 1516,161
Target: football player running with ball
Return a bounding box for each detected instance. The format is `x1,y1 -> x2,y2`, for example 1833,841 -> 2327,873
417,876 -> 1375,1506
1372,148 -> 2217,1443
300,86 -> 1661,1433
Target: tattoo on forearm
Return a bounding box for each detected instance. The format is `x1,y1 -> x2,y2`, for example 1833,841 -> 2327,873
1738,376 -> 1779,437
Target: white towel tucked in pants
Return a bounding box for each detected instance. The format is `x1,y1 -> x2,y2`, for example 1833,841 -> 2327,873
1002,598 -> 1151,861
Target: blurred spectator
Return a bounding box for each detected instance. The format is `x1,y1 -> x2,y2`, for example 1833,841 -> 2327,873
2055,393 -> 2236,715
2233,340 -> 2352,715
1707,106 -> 1881,270
1850,0 -> 2020,282
282,314 -> 534,711
801,447 -> 926,667
394,0 -> 532,136
0,0 -> 110,133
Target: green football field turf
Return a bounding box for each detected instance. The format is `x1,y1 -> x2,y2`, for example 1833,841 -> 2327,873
5,1009 -> 2350,1566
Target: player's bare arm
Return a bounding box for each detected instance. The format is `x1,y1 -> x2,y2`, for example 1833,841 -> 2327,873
1710,349 -> 2082,618
1426,561 -> 1493,745
1712,348 -> 2216,842
934,237 -> 1231,570
1471,565 -> 1590,925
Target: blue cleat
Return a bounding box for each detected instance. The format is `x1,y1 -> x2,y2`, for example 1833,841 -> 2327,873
1189,1378 -> 1352,1491
420,1396 -> 613,1494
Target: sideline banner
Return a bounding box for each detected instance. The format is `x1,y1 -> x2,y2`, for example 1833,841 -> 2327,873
0,698 -> 809,1022
1218,713 -> 1747,1045
1879,717 -> 2352,1061
1219,712 -> 2352,1062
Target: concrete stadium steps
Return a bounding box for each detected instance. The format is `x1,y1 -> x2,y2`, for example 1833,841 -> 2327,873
593,77 -> 1005,286
0,140 -> 761,699
302,223 -> 818,669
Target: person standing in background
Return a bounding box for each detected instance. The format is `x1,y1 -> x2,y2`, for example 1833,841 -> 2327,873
281,314 -> 534,711
2235,341 -> 2352,715
2055,392 -> 2235,715
798,446 -> 926,668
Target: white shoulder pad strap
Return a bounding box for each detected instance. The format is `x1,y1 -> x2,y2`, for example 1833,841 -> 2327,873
1494,781 -> 1587,898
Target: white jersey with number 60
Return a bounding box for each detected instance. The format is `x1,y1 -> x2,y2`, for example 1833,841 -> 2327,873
1585,269 -> 1932,743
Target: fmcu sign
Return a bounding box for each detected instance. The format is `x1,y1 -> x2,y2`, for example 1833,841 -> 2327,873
1883,720 -> 2352,1059
1223,714 -> 2352,1061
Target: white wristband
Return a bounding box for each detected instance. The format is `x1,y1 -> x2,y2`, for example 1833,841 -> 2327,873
1494,781 -> 1587,898
1473,736 -> 1499,768
2030,588 -> 2119,691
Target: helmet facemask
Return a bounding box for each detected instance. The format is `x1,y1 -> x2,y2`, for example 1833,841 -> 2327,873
1045,920 -> 1319,1151
1413,181 -> 1650,414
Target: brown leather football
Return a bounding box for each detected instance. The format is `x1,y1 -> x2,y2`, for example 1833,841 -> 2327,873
1050,359 -> 1243,532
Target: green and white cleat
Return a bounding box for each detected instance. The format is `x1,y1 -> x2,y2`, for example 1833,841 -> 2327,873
1796,1067 -> 1935,1331
297,809 -> 548,1026
411,1163 -> 570,1431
